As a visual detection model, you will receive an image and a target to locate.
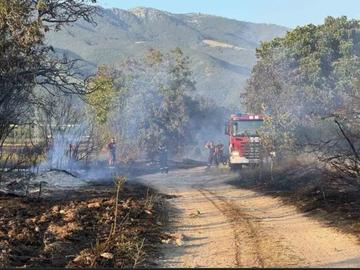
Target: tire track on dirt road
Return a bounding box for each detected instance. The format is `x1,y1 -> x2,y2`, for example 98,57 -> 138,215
197,188 -> 265,267
191,170 -> 307,267
196,187 -> 305,268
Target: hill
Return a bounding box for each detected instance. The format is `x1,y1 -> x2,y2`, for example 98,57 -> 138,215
46,6 -> 289,108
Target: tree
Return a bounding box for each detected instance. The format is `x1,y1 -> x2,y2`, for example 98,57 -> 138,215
86,66 -> 117,125
0,0 -> 97,146
244,16 -> 360,180
95,48 -> 196,161
143,48 -> 195,157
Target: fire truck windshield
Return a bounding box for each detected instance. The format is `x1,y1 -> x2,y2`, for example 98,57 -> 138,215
231,120 -> 263,137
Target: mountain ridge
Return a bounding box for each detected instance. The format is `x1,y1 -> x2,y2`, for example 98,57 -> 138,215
46,6 -> 289,108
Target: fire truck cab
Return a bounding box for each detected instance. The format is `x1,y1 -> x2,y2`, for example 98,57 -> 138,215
225,113 -> 264,169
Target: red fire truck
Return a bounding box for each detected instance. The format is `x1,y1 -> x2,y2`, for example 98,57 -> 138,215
225,113 -> 264,169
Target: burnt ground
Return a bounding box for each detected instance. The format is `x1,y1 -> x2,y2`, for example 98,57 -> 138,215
0,158 -> 205,268
227,161 -> 360,243
0,181 -> 171,268
3,158 -> 360,268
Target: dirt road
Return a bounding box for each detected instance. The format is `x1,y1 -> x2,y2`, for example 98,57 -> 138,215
136,166 -> 360,268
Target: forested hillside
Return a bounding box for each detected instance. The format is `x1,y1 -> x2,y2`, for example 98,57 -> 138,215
46,6 -> 288,108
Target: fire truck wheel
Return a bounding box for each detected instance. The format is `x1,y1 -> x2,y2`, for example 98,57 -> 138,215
222,159 -> 228,165
250,163 -> 259,169
229,164 -> 242,171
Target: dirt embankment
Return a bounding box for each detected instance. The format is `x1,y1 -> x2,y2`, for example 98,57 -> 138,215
0,182 -> 166,268
136,166 -> 360,268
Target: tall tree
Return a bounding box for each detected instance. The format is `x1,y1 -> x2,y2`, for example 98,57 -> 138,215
0,0 -> 97,146
95,48 -> 196,161
244,16 -> 360,178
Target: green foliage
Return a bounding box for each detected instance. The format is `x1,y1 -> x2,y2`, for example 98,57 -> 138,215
0,0 -> 43,145
245,16 -> 360,177
142,48 -> 195,158
96,48 -> 196,160
87,66 -> 117,125
36,0 -> 47,12
0,0 -> 97,146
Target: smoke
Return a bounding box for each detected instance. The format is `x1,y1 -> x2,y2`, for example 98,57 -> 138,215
36,49 -> 240,181
183,123 -> 227,161
110,59 -> 168,139
35,94 -> 110,180
102,52 -> 241,164
106,56 -> 177,161
182,99 -> 232,161
40,122 -> 89,171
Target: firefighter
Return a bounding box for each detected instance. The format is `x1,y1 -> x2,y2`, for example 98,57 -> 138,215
205,140 -> 216,168
158,143 -> 168,174
107,138 -> 116,167
214,142 -> 225,166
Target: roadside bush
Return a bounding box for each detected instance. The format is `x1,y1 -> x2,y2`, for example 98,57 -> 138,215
244,16 -> 360,182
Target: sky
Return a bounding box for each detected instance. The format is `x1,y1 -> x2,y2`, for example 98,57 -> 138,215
97,0 -> 360,28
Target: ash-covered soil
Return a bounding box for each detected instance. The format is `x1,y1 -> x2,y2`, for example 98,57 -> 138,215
0,182 -> 167,268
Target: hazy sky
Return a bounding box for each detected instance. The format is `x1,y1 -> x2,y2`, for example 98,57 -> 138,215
97,0 -> 360,28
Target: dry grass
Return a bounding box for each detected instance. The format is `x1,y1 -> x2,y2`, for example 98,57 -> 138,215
0,182 -> 166,268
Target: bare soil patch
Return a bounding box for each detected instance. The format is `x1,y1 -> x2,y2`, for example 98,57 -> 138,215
227,161 -> 360,244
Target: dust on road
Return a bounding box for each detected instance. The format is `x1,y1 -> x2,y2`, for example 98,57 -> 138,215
136,166 -> 360,268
